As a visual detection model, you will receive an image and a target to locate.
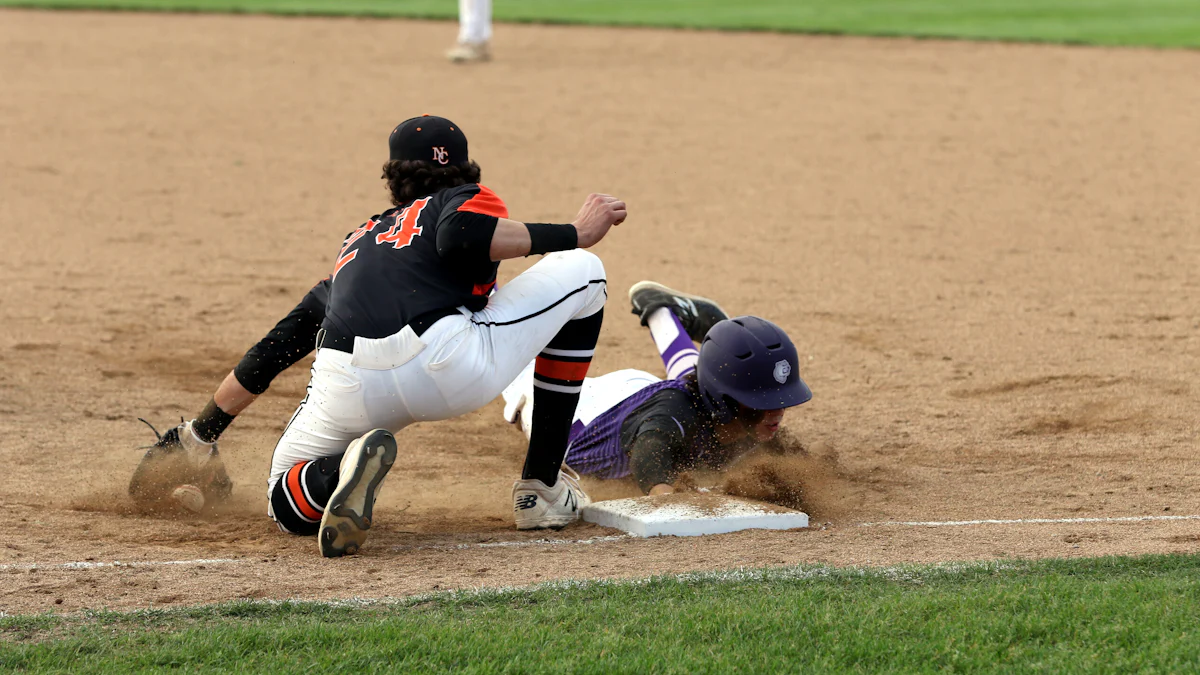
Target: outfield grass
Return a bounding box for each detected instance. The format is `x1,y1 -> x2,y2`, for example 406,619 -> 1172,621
1,0 -> 1199,48
4,554 -> 1200,673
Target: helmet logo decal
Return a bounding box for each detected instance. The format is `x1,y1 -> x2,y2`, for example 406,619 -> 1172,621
432,146 -> 449,165
773,360 -> 791,384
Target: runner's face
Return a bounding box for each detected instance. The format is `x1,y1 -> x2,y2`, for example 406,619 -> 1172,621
717,407 -> 787,445
750,409 -> 785,442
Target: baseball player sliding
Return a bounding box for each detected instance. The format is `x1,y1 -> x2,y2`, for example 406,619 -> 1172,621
133,115 -> 627,557
502,283 -> 813,494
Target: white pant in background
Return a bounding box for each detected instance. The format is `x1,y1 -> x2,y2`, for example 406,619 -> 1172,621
458,0 -> 492,44
267,250 -> 607,496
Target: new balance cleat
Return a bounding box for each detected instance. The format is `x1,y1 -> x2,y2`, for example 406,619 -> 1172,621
512,467 -> 591,530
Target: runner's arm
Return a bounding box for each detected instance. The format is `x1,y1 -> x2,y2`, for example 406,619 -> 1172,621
622,390 -> 701,494
628,429 -> 683,494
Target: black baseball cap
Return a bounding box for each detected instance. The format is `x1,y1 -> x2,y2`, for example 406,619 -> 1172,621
388,115 -> 469,166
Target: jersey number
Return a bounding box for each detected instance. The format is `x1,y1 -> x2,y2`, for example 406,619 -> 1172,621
332,197 -> 432,280
375,197 -> 431,249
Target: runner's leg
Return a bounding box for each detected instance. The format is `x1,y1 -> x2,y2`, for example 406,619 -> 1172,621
647,308 -> 698,379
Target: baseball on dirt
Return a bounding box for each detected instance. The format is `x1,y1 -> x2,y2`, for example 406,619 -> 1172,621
171,484 -> 206,513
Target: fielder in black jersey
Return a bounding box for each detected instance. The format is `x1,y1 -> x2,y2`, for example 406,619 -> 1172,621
324,182 -> 508,339
132,115 -> 629,557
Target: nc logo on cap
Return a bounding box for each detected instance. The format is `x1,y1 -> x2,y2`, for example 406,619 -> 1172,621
432,147 -> 449,165
773,360 -> 791,384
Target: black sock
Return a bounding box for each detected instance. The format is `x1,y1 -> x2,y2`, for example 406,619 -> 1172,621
522,309 -> 603,486
270,454 -> 342,535
192,398 -> 235,443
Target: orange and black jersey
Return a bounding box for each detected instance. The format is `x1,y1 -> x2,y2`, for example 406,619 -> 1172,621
323,183 -> 509,339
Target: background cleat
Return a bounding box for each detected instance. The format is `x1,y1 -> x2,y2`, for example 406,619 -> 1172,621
446,41 -> 491,63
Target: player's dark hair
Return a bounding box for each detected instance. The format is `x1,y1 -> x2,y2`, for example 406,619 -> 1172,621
381,159 -> 483,206
681,371 -> 700,390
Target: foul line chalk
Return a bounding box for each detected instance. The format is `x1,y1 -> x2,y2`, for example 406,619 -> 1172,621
0,558 -> 241,572
859,515 -> 1200,528
390,534 -> 632,553
7,515 -> 1195,571
5,538 -> 635,570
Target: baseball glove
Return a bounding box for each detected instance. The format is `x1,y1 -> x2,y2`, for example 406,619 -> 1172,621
129,419 -> 233,513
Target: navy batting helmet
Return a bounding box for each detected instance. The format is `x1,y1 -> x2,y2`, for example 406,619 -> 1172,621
696,316 -> 812,423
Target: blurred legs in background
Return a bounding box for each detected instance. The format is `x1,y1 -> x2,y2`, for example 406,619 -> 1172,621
447,0 -> 492,63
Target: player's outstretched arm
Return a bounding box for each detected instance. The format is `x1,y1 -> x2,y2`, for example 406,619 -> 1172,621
487,193 -> 627,260
571,193 -> 627,248
628,429 -> 682,495
211,370 -> 258,416
487,218 -> 534,259
129,278 -> 332,512
137,277 -> 330,450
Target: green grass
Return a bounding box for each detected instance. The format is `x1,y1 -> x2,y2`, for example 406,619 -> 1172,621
1,0 -> 1199,48
5,554 -> 1200,673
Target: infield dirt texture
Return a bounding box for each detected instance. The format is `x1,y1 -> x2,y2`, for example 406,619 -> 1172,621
1,9 -> 1198,614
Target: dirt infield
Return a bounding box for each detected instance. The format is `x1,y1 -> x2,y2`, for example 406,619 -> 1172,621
1,9 -> 1198,614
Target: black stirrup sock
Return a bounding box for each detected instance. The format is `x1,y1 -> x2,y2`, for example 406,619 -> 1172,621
521,309 -> 604,486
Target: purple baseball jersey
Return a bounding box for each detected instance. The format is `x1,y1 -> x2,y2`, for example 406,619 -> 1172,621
565,378 -> 717,479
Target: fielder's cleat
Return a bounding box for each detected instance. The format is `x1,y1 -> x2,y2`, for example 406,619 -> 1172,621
629,281 -> 729,342
446,41 -> 491,63
319,429 -> 397,558
512,467 -> 591,530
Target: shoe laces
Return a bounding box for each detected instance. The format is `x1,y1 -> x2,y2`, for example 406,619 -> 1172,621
559,465 -> 584,494
136,417 -> 172,449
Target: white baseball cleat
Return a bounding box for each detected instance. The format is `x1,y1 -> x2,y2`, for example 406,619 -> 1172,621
319,429 -> 397,558
512,467 -> 591,530
446,41 -> 491,63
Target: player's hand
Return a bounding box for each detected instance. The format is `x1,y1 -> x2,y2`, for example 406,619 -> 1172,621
572,193 -> 627,248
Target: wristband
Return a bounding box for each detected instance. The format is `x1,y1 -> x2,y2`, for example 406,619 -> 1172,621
525,223 -> 578,256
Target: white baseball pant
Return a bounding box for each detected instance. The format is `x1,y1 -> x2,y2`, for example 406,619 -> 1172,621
457,0 -> 492,44
267,249 -> 607,497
